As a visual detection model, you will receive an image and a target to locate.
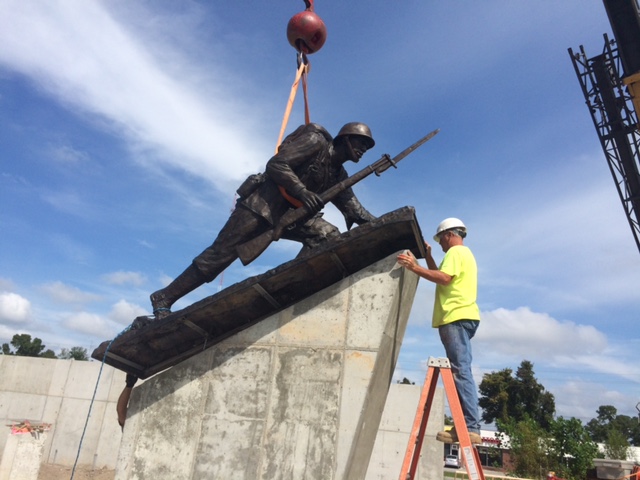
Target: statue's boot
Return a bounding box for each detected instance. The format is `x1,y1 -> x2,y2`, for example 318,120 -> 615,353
150,264 -> 205,320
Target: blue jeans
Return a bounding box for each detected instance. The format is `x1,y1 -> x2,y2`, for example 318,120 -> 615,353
439,320 -> 481,434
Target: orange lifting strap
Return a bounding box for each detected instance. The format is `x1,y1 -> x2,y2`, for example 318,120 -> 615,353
275,53 -> 311,152
274,0 -> 318,207
276,0 -> 317,150
275,55 -> 310,209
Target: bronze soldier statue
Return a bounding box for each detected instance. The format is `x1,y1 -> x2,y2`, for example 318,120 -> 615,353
150,122 -> 377,319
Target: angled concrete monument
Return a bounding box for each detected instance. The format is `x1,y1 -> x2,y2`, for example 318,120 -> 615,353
115,257 -> 419,478
94,207 -> 435,479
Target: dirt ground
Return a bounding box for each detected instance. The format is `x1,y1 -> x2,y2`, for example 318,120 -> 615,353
38,463 -> 115,480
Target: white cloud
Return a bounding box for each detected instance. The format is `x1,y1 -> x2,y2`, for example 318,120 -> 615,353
0,0 -> 271,193
0,292 -> 32,324
476,306 -> 607,358
62,311 -> 114,338
41,191 -> 93,219
48,234 -> 95,265
50,144 -> 91,165
471,306 -> 639,419
0,324 -> 21,342
108,300 -> 148,326
157,273 -> 173,289
553,380 -> 638,422
41,281 -> 102,305
472,163 -> 640,313
102,271 -> 147,286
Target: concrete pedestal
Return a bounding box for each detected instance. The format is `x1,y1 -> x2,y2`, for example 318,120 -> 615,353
115,252 -> 419,479
0,433 -> 46,480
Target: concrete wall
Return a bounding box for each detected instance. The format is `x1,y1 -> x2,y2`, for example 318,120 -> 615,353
0,359 -> 442,480
0,432 -> 47,480
0,354 -> 128,469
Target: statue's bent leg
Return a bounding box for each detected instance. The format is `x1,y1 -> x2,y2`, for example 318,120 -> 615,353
282,214 -> 340,258
150,207 -> 269,319
149,264 -> 205,319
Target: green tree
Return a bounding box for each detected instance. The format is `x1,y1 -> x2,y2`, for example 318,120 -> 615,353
499,417 -> 551,479
586,405 -> 640,447
548,416 -> 598,480
479,360 -> 555,430
513,361 -> 556,430
1,334 -> 54,358
59,347 -> 89,361
604,429 -> 629,460
478,368 -> 512,424
482,362 -> 596,480
586,405 -> 618,442
41,349 -> 57,358
499,416 -> 598,480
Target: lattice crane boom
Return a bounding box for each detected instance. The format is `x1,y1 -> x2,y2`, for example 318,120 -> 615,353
569,0 -> 640,255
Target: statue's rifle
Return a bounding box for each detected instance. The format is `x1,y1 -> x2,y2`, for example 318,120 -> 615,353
236,128 -> 440,265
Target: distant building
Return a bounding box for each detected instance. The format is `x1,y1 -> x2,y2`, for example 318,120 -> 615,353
442,428 -> 506,470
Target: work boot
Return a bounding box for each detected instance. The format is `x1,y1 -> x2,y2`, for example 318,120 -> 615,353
150,264 -> 205,320
436,427 -> 482,445
131,315 -> 153,330
149,291 -> 172,320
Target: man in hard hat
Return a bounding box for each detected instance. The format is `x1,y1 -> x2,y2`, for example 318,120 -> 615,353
149,122 -> 377,319
397,218 -> 482,445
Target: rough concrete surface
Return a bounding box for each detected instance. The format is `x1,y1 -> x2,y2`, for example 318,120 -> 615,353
0,433 -> 45,480
1,364 -> 442,480
116,252 -> 420,479
0,355 -> 127,472
367,383 -> 444,480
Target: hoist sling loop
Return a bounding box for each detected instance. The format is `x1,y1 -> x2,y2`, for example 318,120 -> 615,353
275,57 -> 310,149
275,52 -> 311,208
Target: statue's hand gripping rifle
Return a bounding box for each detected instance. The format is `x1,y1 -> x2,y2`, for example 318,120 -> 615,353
236,128 -> 440,265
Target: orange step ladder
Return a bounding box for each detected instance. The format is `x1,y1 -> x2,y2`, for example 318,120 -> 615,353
399,357 -> 486,480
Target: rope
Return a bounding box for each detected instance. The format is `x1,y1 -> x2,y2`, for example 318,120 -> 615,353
69,324 -> 132,480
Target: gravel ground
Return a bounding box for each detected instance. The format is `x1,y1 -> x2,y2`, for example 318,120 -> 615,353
38,464 -> 115,480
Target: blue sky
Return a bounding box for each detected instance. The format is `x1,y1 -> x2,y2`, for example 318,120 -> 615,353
1,1 -> 638,424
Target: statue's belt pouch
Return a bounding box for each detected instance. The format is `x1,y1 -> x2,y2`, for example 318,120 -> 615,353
237,173 -> 265,198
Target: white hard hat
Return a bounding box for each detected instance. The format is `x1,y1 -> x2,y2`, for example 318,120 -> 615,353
433,218 -> 466,243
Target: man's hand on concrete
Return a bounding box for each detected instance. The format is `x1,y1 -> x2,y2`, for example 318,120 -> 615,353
397,250 -> 417,270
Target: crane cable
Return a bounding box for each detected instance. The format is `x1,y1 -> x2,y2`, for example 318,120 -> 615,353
275,0 -> 317,151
